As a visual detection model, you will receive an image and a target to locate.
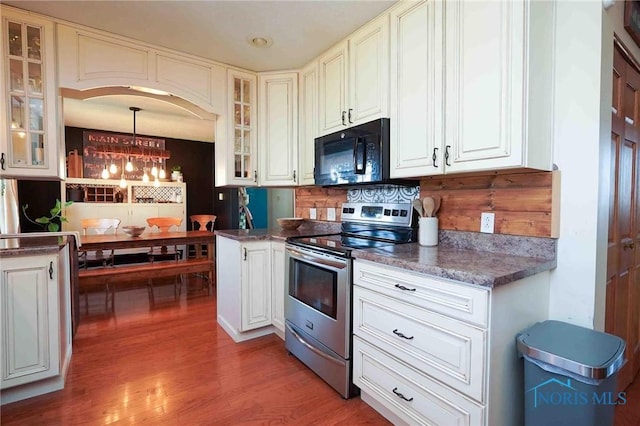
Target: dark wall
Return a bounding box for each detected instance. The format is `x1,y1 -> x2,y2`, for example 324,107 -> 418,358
19,127 -> 216,231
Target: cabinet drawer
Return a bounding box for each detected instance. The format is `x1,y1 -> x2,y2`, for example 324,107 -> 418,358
353,260 -> 489,327
354,336 -> 485,426
353,286 -> 486,402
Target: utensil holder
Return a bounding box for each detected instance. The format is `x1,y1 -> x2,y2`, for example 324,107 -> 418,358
419,217 -> 438,247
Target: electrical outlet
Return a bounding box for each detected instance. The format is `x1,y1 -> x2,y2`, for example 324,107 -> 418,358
327,207 -> 336,221
480,212 -> 495,233
309,208 -> 317,220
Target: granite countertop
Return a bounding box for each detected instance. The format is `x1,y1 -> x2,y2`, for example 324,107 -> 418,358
352,243 -> 556,288
214,226 -> 557,289
0,234 -> 72,257
215,221 -> 341,242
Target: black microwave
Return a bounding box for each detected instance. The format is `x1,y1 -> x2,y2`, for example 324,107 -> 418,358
314,118 -> 390,187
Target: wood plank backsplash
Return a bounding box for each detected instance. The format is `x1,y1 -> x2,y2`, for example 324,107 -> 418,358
294,170 -> 560,238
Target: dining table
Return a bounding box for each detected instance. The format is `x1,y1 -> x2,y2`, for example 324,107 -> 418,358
75,230 -> 215,326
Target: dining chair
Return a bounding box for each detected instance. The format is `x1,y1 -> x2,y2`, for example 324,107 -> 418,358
145,217 -> 183,300
79,218 -> 121,313
188,214 -> 217,294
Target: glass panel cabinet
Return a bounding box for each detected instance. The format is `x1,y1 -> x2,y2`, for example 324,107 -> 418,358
1,8 -> 61,179
226,69 -> 257,186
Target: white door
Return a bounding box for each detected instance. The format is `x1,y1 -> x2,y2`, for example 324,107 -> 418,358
1,254 -> 60,389
258,72 -> 298,186
298,61 -> 318,185
318,41 -> 347,135
348,13 -> 389,127
444,0 -> 525,173
389,0 -> 443,178
240,242 -> 272,331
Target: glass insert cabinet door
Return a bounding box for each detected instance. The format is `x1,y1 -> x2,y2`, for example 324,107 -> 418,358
228,69 -> 257,185
5,20 -> 46,168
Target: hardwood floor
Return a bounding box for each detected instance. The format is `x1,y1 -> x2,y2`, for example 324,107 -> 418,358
2,278 -> 639,425
1,279 -> 390,425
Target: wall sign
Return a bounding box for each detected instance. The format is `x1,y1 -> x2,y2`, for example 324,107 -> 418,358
82,131 -> 166,180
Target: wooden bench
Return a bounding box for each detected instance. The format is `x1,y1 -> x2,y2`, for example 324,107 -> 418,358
78,258 -> 214,310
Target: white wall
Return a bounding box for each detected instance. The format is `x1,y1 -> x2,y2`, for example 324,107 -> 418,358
549,1 -> 610,330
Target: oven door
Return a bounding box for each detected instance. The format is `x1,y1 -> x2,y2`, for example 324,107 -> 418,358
285,244 -> 351,358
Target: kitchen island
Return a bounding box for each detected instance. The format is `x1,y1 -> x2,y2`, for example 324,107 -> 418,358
0,233 -> 76,405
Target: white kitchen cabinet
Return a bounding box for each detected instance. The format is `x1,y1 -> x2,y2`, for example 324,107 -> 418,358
390,0 -> 554,179
318,13 -> 389,136
1,254 -> 59,389
298,61 -> 318,186
258,71 -> 298,186
442,0 -> 554,174
216,236 -> 278,342
352,259 -> 550,426
389,0 -> 443,179
222,69 -> 259,186
56,24 -> 226,114
0,7 -> 62,180
270,241 -> 286,339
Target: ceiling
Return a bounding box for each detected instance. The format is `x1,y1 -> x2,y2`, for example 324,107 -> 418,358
6,0 -> 397,141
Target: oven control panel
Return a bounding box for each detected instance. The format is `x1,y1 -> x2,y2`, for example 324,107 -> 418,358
341,202 -> 413,226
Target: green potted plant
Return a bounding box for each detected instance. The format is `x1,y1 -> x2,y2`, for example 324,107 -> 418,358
171,165 -> 183,182
22,199 -> 73,232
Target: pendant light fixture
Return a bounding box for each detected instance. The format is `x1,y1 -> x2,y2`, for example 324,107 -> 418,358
128,106 -> 141,174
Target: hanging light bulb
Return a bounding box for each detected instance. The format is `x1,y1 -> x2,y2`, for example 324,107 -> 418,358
159,166 -> 166,179
101,164 -> 109,179
125,157 -> 134,172
153,177 -> 160,187
119,174 -> 127,188
151,161 -> 158,177
142,168 -> 149,182
109,159 -> 117,174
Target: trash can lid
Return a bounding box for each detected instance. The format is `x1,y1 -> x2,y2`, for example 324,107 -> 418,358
516,320 -> 626,380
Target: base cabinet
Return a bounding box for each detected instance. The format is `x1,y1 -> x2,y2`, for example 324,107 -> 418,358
217,236 -> 284,342
352,259 -> 550,426
1,254 -> 59,389
1,242 -> 72,405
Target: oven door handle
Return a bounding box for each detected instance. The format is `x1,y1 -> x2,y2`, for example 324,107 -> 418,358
286,247 -> 347,270
286,323 -> 344,366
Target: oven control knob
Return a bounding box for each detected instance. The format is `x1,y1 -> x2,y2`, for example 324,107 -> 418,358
392,209 -> 399,216
384,209 -> 391,216
400,210 -> 408,217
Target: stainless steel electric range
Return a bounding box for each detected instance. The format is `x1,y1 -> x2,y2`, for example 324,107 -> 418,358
284,202 -> 417,398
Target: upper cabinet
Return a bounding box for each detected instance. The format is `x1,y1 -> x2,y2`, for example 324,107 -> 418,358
390,0 -> 554,179
389,0 -> 443,179
298,61 -> 318,186
318,13 -> 389,136
258,71 -> 298,186
443,0 -> 554,174
224,69 -> 258,186
0,8 -> 62,180
56,24 -> 226,115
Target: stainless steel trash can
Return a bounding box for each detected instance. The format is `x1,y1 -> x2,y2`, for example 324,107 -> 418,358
516,320 -> 626,426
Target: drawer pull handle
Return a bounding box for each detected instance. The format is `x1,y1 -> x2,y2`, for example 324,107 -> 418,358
394,284 -> 416,292
392,387 -> 413,402
49,261 -> 54,279
392,329 -> 414,340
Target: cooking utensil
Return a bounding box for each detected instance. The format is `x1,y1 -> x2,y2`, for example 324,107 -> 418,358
412,199 -> 424,217
432,195 -> 442,217
422,197 -> 435,217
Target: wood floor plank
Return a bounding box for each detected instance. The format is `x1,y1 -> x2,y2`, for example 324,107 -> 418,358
0,281 -> 390,425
